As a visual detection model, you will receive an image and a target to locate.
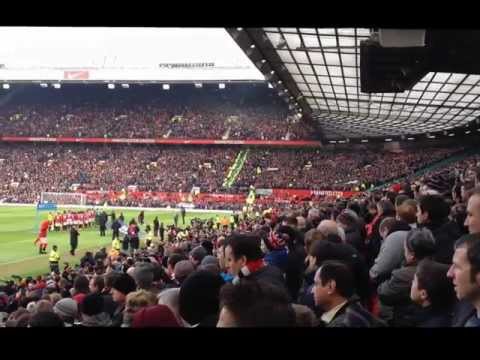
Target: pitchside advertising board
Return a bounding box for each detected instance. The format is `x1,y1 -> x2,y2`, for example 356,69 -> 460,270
81,189 -> 361,205
37,203 -> 58,211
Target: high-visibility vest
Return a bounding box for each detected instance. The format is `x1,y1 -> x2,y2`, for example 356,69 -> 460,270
112,239 -> 121,251
49,250 -> 60,263
146,230 -> 154,241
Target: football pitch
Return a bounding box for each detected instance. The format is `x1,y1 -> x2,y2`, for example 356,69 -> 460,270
0,206 -> 226,280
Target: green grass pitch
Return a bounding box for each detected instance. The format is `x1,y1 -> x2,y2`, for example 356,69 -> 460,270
0,206 -> 226,280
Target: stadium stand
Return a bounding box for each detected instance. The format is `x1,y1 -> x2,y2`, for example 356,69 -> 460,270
2,26 -> 480,329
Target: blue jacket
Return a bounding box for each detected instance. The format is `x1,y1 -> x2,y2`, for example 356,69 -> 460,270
264,248 -> 289,273
220,272 -> 234,283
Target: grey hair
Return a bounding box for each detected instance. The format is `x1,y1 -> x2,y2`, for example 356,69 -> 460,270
405,228 -> 436,260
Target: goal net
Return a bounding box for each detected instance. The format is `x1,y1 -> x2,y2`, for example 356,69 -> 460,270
40,192 -> 87,206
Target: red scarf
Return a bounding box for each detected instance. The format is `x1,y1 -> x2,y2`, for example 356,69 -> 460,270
243,259 -> 265,276
366,214 -> 381,237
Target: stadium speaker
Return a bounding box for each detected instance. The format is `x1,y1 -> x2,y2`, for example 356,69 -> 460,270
360,39 -> 428,93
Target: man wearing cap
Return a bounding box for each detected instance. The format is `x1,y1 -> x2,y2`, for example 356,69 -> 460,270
189,245 -> 207,268
78,293 -> 112,327
172,260 -> 195,287
53,298 -> 78,327
198,255 -> 221,275
179,270 -> 225,327
111,273 -> 137,327
133,264 -> 159,296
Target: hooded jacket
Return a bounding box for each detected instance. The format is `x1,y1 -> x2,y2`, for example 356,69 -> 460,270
369,220 -> 412,284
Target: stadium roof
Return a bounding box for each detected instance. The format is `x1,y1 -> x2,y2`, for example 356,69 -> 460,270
228,28 -> 480,141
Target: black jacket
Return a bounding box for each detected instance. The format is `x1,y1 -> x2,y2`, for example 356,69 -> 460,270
344,226 -> 365,255
285,243 -> 307,302
247,265 -> 288,296
101,293 -> 117,317
111,303 -> 125,327
410,305 -> 453,327
314,241 -> 372,304
99,213 -> 108,226
80,255 -> 95,267
452,300 -> 477,327
326,296 -> 386,328
70,228 -> 79,246
424,221 -> 462,264
377,264 -> 417,327
111,220 -> 121,232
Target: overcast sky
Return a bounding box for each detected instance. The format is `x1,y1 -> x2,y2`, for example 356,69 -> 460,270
0,27 -> 264,81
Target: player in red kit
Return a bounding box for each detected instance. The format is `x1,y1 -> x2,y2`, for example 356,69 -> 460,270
34,219 -> 50,254
59,212 -> 65,231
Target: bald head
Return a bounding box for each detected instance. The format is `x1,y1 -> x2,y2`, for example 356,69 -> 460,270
317,220 -> 345,242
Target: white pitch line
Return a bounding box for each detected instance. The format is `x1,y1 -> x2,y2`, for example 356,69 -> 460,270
0,254 -> 44,266
0,242 -> 111,266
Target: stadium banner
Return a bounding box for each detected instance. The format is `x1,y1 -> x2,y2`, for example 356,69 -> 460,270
270,189 -> 359,199
0,136 -> 322,147
256,188 -> 273,196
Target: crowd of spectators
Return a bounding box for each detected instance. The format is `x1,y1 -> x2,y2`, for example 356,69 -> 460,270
0,84 -> 316,140
236,146 -> 461,190
0,143 -> 237,203
2,153 -> 480,327
0,143 -> 463,204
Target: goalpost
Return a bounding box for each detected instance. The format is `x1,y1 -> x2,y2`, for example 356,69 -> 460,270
34,192 -> 87,233
40,192 -> 87,206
